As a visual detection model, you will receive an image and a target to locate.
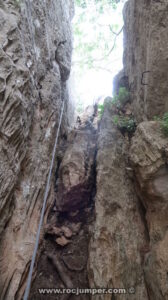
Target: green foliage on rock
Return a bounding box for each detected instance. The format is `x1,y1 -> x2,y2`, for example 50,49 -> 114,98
98,87 -> 130,119
153,113 -> 168,137
153,115 -> 161,121
112,87 -> 130,107
106,87 -> 130,109
98,103 -> 105,118
115,116 -> 136,134
160,113 -> 168,136
77,99 -> 84,114
14,0 -> 21,7
113,115 -> 136,133
97,87 -> 136,135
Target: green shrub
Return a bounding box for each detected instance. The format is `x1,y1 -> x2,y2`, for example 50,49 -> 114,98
153,113 -> 168,137
77,100 -> 84,114
113,115 -> 119,125
117,87 -> 130,105
112,87 -> 130,107
14,0 -> 21,7
160,112 -> 168,136
97,87 -> 130,120
119,116 -> 136,133
113,115 -> 136,134
98,104 -> 105,118
153,116 -> 161,121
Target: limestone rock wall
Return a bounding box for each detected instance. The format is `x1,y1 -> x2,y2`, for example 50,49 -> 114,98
122,7 -> 168,298
130,122 -> 168,300
0,0 -> 74,299
88,1 -> 168,299
87,109 -> 168,300
88,105 -> 149,300
123,0 -> 168,121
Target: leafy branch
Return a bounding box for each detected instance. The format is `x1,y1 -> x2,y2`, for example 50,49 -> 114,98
72,26 -> 123,66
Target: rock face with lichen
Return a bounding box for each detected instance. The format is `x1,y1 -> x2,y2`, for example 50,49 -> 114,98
0,0 -> 74,299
